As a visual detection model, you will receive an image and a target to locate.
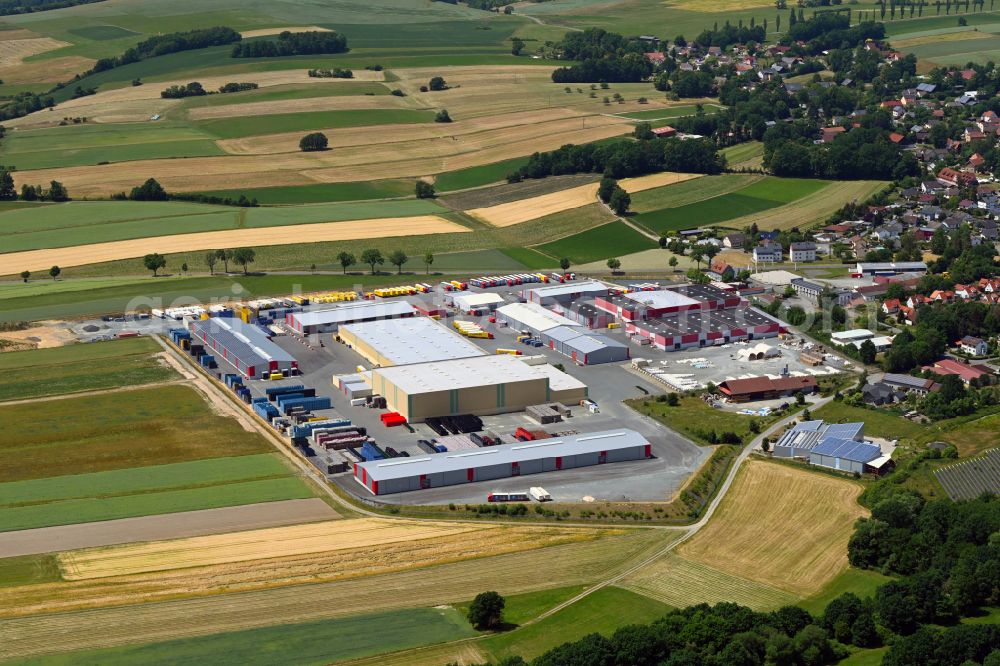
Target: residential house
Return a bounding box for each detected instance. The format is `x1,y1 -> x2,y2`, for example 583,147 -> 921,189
882,298 -> 901,315
958,335 -> 988,357
722,233 -> 745,249
753,242 -> 783,263
925,358 -> 994,385
882,373 -> 938,396
789,241 -> 817,262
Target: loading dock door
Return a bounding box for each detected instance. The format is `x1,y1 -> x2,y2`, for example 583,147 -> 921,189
420,474 -> 431,489
511,462 -> 520,476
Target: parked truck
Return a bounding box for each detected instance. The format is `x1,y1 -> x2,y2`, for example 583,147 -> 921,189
529,487 -> 552,502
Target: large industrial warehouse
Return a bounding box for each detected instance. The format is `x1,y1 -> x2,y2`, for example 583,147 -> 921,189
189,317 -> 297,378
497,302 -> 629,365
286,300 -> 415,335
354,429 -> 651,495
339,317 -> 485,367
525,280 -> 609,307
595,285 -> 741,321
369,354 -> 587,422
496,301 -> 578,336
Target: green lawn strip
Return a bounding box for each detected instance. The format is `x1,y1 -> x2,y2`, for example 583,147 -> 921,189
434,157 -> 531,192
0,122 -> 215,154
0,336 -> 158,369
0,353 -> 176,402
428,249 -> 529,271
500,247 -> 558,270
537,221 -> 656,264
240,199 -> 444,227
0,277 -> 154,300
633,177 -> 830,232
630,396 -> 791,446
885,11 -> 1000,35
3,140 -> 225,171
798,568 -> 892,616
0,201 -> 231,234
455,585 -> 589,628
65,25 -> 140,40
14,607 -> 476,666
839,647 -> 890,666
0,554 -> 63,588
629,174 -> 761,214
0,201 -> 52,213
0,385 -> 273,481
0,476 -> 312,532
721,141 -> 764,167
196,179 -> 416,204
615,105 -> 710,121
811,402 -> 930,443
195,108 -> 437,139
481,586 -> 671,662
182,82 -> 391,108
0,454 -> 290,507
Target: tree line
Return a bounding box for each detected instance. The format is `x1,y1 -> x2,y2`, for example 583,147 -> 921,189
91,26 -> 241,74
508,136 -> 724,182
160,81 -> 257,98
0,170 -> 69,201
334,249 -> 435,275
231,31 -> 348,58
0,0 -> 103,15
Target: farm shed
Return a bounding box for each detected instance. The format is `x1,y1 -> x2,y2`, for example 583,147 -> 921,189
369,354 -> 580,422
452,292 -> 505,313
808,438 -> 881,473
496,301 -> 578,336
525,280 -> 609,307
354,429 -> 651,495
773,420 -> 864,458
286,300 -> 415,335
189,317 -> 296,379
339,317 -> 485,368
542,326 -> 629,365
718,375 -> 817,403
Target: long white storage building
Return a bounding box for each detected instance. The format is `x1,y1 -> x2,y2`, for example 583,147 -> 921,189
354,429 -> 652,495
286,300 -> 416,335
339,317 -> 485,367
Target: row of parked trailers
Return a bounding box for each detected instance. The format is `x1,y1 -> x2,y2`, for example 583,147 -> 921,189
468,273 -> 575,289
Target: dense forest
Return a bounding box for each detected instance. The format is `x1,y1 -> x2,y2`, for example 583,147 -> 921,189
508,137 -> 724,182
0,0 -> 103,15
467,495 -> 1000,666
550,28 -> 652,83
231,31 -> 348,58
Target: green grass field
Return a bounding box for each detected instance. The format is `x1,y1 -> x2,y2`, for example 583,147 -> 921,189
197,179 -> 417,204
481,586 -> 671,661
0,198 -> 445,253
0,122 -> 225,170
633,177 -> 830,232
536,220 -> 657,264
630,174 -> 762,213
427,248 -> 530,271
799,568 -> 892,616
500,247 -> 558,270
615,104 -> 714,121
631,396 -> 795,447
0,554 -> 62,588
15,607 -> 476,666
434,157 -> 531,192
195,108 -> 437,139
0,384 -> 273,482
0,336 -> 177,401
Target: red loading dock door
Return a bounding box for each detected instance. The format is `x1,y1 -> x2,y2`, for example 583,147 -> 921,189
371,481 -> 379,494
467,468 -> 474,482
511,462 -> 520,476
598,451 -> 607,464
420,474 -> 430,489
555,456 -> 562,470
644,444 -> 652,458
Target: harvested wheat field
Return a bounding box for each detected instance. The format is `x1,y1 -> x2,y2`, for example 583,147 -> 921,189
60,518 -> 490,580
723,180 -> 887,232
15,116 -> 631,196
2,215 -> 467,272
240,26 -> 332,38
619,552 -> 798,611
469,172 -> 701,227
677,459 -> 866,596
0,35 -> 69,67
0,529 -> 660,660
187,94 -> 413,120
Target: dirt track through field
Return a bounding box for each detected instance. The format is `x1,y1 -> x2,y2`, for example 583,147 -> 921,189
468,172 -> 702,227
0,499 -> 338,558
1,215 -> 467,272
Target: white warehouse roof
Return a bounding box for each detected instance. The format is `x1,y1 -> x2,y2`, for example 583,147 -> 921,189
453,292 -> 506,310
526,280 -> 608,300
497,301 -> 577,332
524,361 -> 588,392
292,300 -> 416,327
341,317 -> 486,366
623,289 -> 699,309
372,354 -> 545,393
358,429 -> 648,481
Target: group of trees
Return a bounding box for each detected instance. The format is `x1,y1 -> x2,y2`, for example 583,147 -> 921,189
764,124 -> 919,180
307,68 -> 353,79
508,137 -> 724,183
0,91 -> 54,122
693,23 -> 765,48
598,176 -> 631,215
299,132 -> 328,152
331,249 -> 435,275
160,82 -> 208,99
18,266 -> 60,283
203,248 -> 256,276
550,28 -> 653,83
231,31 -> 348,58
0,170 -> 69,201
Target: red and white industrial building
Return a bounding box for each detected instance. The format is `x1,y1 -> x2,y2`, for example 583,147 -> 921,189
354,429 -> 651,495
